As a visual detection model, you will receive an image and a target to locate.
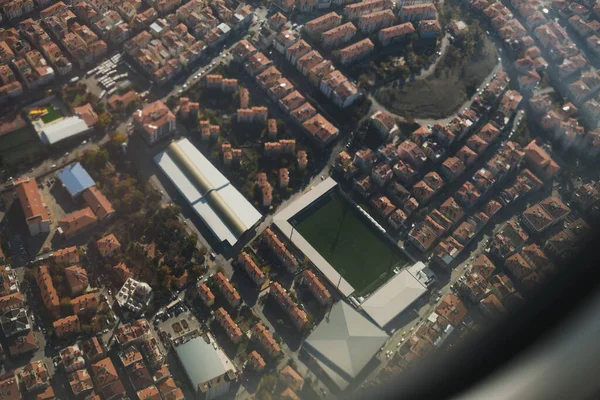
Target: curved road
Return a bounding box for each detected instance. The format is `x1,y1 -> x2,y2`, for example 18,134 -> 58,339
368,43 -> 503,128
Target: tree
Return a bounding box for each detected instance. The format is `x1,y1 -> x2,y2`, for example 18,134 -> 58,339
60,297 -> 72,315
357,74 -> 370,89
110,131 -> 127,146
97,112 -> 112,129
258,374 -> 277,394
23,268 -> 35,282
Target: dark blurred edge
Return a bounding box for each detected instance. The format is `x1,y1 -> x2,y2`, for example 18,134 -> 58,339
354,227 -> 600,400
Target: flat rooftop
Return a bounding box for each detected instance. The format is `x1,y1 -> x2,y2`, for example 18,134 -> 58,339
360,269 -> 427,328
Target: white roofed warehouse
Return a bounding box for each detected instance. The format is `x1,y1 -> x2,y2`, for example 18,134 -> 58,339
154,138 -> 262,248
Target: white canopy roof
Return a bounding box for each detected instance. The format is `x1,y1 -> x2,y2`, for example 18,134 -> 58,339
304,301 -> 388,390
360,269 -> 427,328
154,138 -> 261,246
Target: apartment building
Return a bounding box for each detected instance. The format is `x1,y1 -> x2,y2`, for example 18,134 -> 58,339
440,157 -> 466,182
297,0 -> 316,13
297,50 -> 324,76
359,9 -> 396,34
455,181 -> 481,208
246,351 -> 266,373
269,78 -> 295,101
133,100 -> 176,145
245,52 -> 272,76
3,0 -> 34,20
286,40 -> 312,66
97,233 -> 121,258
33,265 -> 59,319
298,150 -> 308,171
419,19 -> 441,38
319,69 -> 348,97
65,265 -> 88,296
0,41 -> 14,64
290,102 -> 317,125
304,12 -> 342,37
407,223 -> 438,252
263,228 -> 299,273
302,113 -> 339,146
399,3 -> 437,22
305,58 -> 332,86
0,63 -> 22,99
72,293 -> 98,315
41,41 -> 72,75
19,361 -> 50,392
269,12 -> 287,31
93,10 -> 131,44
252,323 -> 281,358
371,111 -> 399,140
14,177 -> 50,236
379,22 -> 416,45
269,282 -> 308,331
57,208 -> 98,239
523,139 -> 561,180
273,0 -> 295,12
321,22 -> 357,48
54,315 -> 81,338
274,29 -> 299,54
344,0 -> 392,21
301,270 -> 332,306
215,307 -> 243,344
397,140 -> 427,167
238,252 -> 267,287
214,272 -> 242,308
339,38 -> 374,65
231,39 -> 257,63
193,282 -> 214,309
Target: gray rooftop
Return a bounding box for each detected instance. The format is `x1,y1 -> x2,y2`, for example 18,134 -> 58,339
175,335 -> 236,393
303,301 -> 388,390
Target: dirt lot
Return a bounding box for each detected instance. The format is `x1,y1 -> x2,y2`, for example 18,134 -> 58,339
374,36 -> 498,119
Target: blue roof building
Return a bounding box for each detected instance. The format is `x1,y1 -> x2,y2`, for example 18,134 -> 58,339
57,163 -> 95,198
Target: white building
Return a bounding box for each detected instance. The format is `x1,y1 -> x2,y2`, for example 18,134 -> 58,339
154,139 -> 261,247
115,278 -> 153,314
175,335 -> 238,400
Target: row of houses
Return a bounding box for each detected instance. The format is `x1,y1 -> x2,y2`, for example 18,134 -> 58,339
232,39 -> 340,147
334,72 -> 519,235
273,28 -> 363,105
474,0 -> 600,159
123,0 -> 253,85
411,152 -> 545,258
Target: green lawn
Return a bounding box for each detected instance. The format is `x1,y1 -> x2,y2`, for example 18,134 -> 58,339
41,105 -> 62,124
294,192 -> 409,296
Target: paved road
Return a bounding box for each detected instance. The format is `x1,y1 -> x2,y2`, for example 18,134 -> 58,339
416,34 -> 451,82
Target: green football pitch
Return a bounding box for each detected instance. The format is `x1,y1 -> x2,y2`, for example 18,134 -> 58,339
41,105 -> 62,124
294,191 -> 409,296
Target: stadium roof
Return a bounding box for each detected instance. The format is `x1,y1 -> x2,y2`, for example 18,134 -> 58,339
360,269 -> 427,328
154,138 -> 261,246
175,336 -> 236,394
39,117 -> 90,145
57,163 -> 95,198
304,301 -> 388,390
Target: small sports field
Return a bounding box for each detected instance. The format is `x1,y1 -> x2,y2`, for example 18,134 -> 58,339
41,105 -> 62,124
293,191 -> 409,296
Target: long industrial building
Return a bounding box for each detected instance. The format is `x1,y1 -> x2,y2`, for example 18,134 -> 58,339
154,138 -> 261,247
